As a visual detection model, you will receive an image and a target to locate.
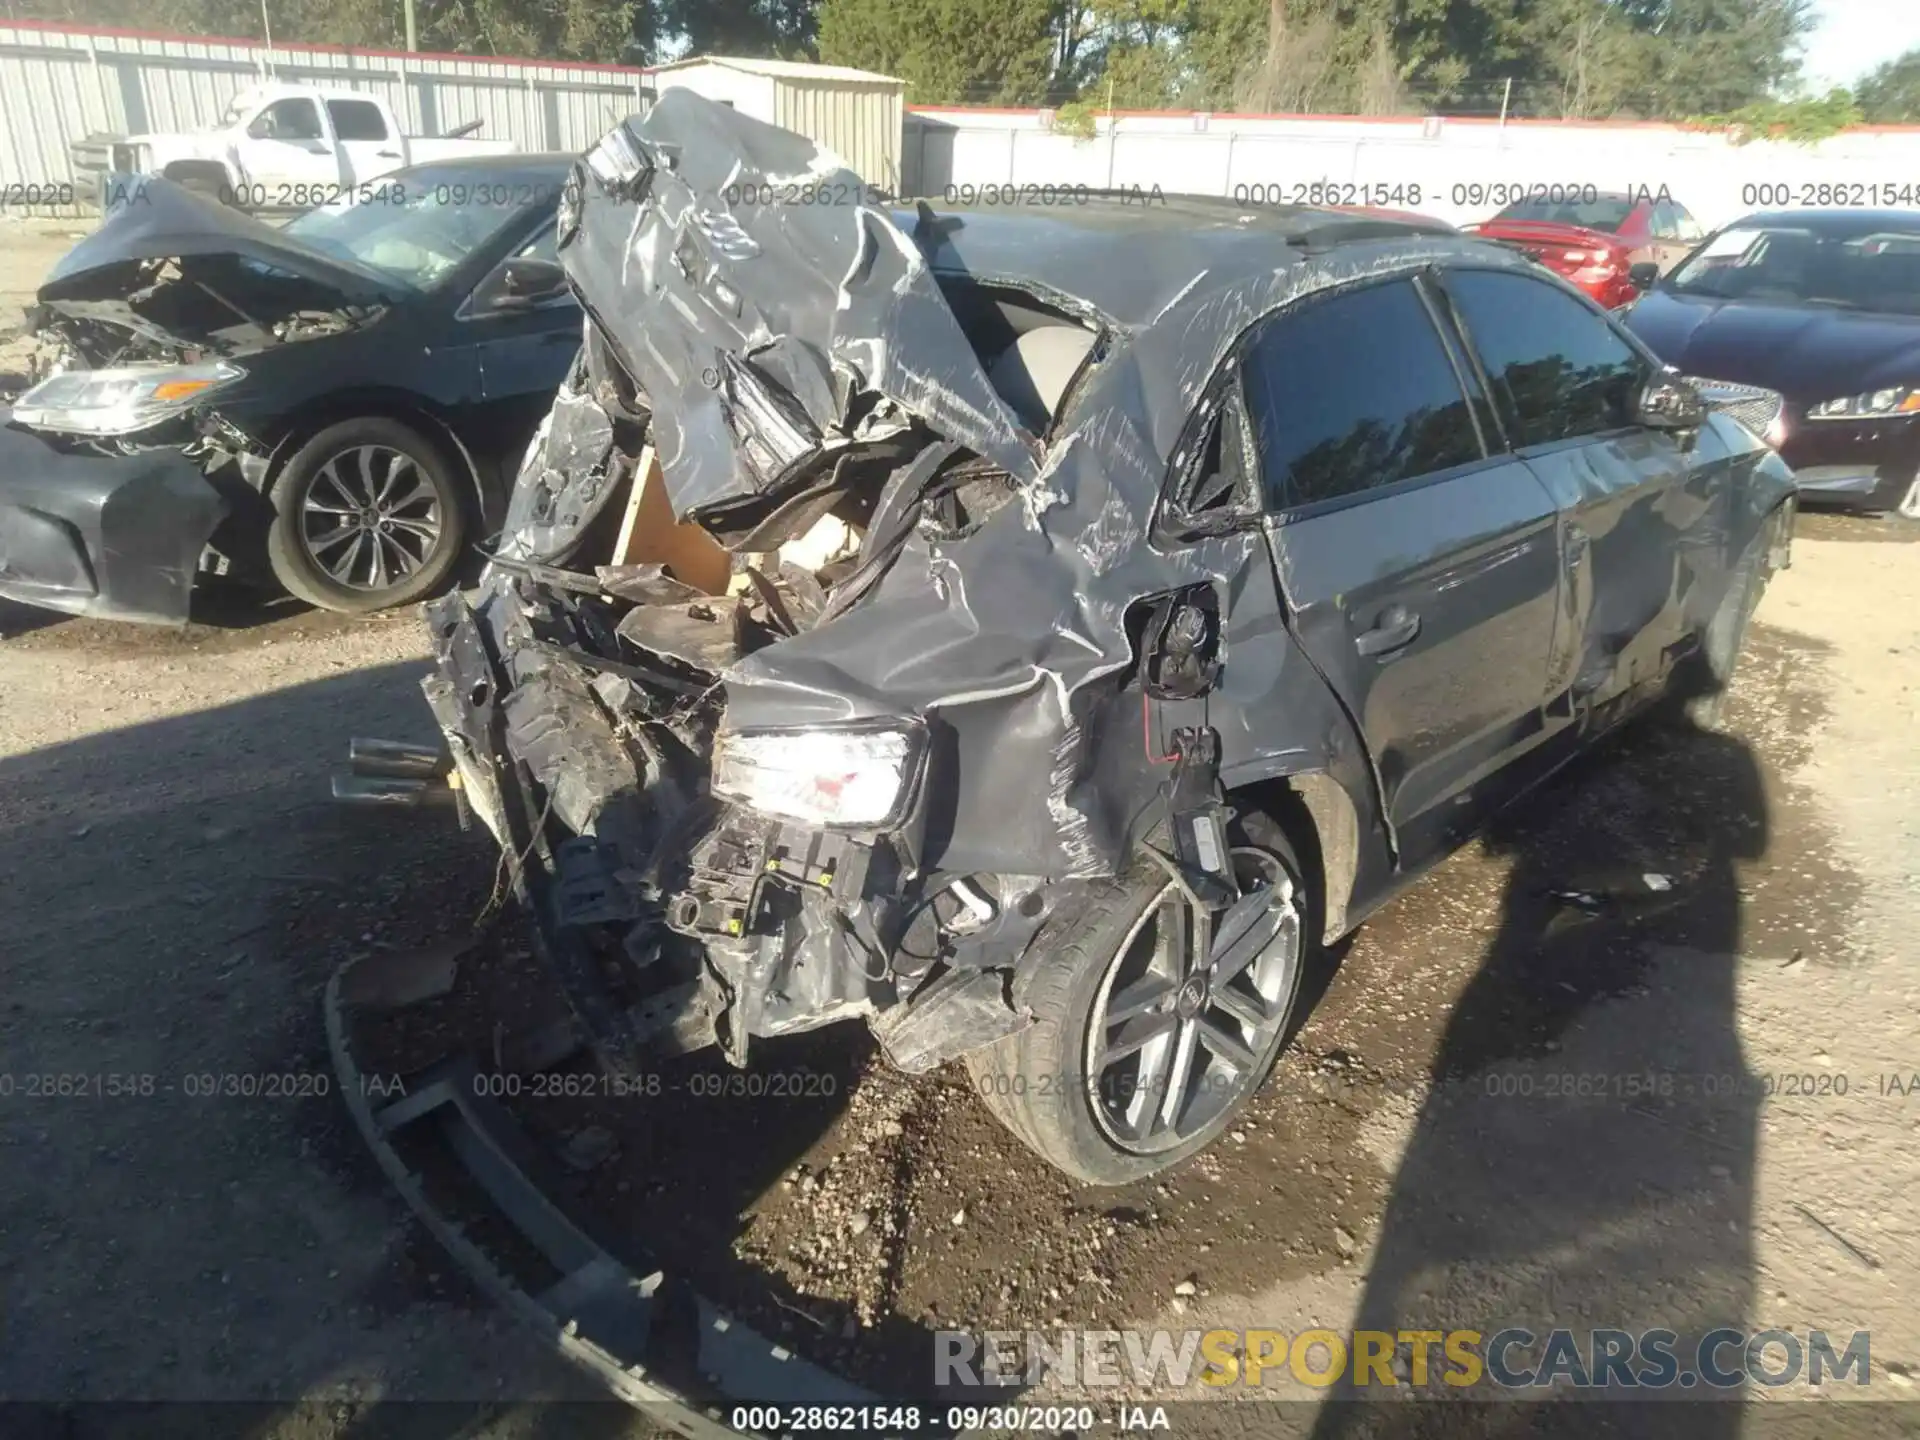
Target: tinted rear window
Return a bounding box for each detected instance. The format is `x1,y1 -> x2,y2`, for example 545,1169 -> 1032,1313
328,99 -> 389,141
1241,279 -> 1482,510
1495,198 -> 1636,232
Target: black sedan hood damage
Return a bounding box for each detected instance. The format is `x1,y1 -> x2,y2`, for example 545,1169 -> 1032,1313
43,174 -> 400,304
29,175 -> 392,370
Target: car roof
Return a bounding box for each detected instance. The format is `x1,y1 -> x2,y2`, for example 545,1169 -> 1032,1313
898,192 -> 1503,327
1735,208 -> 1920,233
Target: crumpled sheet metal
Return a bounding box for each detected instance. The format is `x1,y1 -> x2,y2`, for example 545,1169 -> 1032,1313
720,238 -> 1544,879
553,94 -> 1788,884
560,88 -> 1039,524
497,342 -> 618,564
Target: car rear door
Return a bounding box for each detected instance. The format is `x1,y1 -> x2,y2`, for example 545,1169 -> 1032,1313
1435,266 -> 1706,721
1248,274 -> 1566,866
325,98 -> 401,186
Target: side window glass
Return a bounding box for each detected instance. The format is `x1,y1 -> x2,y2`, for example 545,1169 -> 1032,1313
1445,269 -> 1647,447
249,99 -> 323,141
327,100 -> 389,142
516,223 -> 560,265
1650,202 -> 1680,240
1240,278 -> 1482,511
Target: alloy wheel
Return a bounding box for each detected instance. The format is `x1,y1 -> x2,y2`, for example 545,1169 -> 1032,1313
298,444 -> 445,592
1084,848 -> 1303,1154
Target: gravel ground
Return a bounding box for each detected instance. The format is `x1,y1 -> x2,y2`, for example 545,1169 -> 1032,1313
3,217 -> 1920,1438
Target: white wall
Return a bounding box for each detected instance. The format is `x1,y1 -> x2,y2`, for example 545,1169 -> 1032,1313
905,108 -> 1920,232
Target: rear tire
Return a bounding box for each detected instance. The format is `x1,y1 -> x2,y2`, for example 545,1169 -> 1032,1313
265,417 -> 468,614
965,812 -> 1313,1184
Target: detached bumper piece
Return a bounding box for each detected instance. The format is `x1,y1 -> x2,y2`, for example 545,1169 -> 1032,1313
0,413 -> 226,623
324,950 -> 916,1439
1789,464 -> 1916,513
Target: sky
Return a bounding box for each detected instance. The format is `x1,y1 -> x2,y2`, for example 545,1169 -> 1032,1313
1800,0 -> 1920,90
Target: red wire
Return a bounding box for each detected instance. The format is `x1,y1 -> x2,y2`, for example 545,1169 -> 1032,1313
1142,691 -> 1179,764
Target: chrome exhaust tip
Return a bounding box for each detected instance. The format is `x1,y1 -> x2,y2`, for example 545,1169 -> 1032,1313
332,774 -> 454,807
347,737 -> 447,779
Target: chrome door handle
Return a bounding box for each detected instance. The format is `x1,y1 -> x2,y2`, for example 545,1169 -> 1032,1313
1355,605 -> 1421,656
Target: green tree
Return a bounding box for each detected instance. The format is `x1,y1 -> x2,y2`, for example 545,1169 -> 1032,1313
1856,46 -> 1920,122
657,0 -> 815,60
1623,0 -> 1814,114
819,0 -> 1057,101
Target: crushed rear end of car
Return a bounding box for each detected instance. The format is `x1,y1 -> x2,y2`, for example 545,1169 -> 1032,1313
402,92 -> 1375,1091
416,90 -> 1114,1080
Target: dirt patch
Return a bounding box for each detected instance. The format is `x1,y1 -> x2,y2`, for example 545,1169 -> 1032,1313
0,176 -> 1914,1431
324,604 -> 1885,1417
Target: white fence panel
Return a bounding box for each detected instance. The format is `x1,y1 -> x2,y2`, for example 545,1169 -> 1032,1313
906,108 -> 1920,233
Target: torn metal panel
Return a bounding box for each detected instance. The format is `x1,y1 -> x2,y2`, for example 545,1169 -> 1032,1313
557,88 -> 1039,527
716,231 -> 1485,875
495,337 -> 623,564
418,89 -> 1798,1094
869,966 -> 1029,1073
615,594 -> 746,673
0,412 -> 227,623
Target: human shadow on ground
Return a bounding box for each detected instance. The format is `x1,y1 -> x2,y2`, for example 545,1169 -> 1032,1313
1310,709 -> 1769,1440
0,658 -> 947,1440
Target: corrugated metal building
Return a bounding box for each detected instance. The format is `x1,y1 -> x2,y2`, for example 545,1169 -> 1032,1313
648,56 -> 904,193
0,19 -> 650,216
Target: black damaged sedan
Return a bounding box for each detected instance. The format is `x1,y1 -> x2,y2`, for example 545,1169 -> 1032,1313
409,91 -> 1797,1185
0,154 -> 581,622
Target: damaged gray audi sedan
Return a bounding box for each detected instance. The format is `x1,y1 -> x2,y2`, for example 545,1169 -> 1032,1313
405,90 -> 1797,1183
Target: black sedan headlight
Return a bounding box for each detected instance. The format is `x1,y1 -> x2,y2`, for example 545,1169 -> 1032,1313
1806,387 -> 1920,420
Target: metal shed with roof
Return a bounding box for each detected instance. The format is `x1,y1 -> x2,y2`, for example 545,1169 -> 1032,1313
645,55 -> 904,193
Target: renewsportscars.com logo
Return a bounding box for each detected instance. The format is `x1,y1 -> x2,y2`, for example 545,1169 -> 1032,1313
935,1327 -> 1873,1392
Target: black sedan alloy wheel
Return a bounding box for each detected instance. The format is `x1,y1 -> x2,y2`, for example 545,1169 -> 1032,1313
299,444 -> 446,592
266,417 -> 468,614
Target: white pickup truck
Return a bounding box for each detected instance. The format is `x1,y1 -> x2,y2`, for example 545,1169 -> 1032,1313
74,84 -> 517,210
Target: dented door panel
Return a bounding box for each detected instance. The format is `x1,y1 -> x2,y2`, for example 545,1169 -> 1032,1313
1268,459 -> 1563,866
1520,430 -> 1699,710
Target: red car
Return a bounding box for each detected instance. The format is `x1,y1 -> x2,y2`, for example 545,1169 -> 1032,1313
1467,192 -> 1704,309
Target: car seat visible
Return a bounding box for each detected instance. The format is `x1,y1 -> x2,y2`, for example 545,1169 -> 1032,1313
987,326 -> 1098,433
